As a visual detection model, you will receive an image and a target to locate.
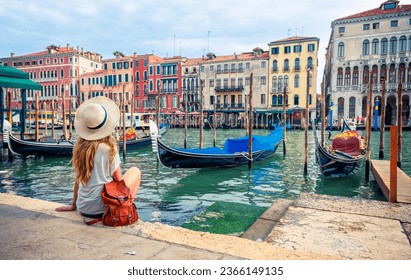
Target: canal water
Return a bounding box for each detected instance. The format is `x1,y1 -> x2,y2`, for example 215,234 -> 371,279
0,128 -> 410,230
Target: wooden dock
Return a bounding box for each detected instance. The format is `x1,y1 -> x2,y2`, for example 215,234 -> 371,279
371,160 -> 411,203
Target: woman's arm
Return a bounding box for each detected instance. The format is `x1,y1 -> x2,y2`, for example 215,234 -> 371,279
112,165 -> 123,181
55,180 -> 79,212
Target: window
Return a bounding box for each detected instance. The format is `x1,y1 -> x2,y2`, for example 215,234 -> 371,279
391,20 -> 398,27
284,75 -> 289,88
308,43 -> 315,52
272,77 -> 277,92
384,2 -> 396,9
272,60 -> 278,71
238,78 -> 243,87
231,78 -> 235,87
271,47 -> 279,55
353,67 -> 359,85
338,26 -> 345,33
261,61 -> 266,68
363,40 -> 370,55
118,74 -> 122,83
381,38 -> 388,54
372,39 -> 379,54
246,62 -> 250,69
337,68 -> 343,86
284,46 -> 291,54
261,94 -> 266,104
223,64 -> 228,72
399,36 -> 407,52
295,58 -> 300,70
104,63 -> 108,70
344,67 -> 351,86
293,45 -> 302,53
210,65 -> 214,72
231,63 -> 235,71
261,76 -> 266,85
217,64 -> 221,72
390,37 -> 397,53
284,59 -> 289,71
238,63 -> 243,71
124,62 -> 129,69
338,98 -> 345,118
149,66 -> 153,75
307,57 -> 313,69
245,77 -> 250,85
338,42 -> 345,57
157,65 -> 160,74
373,22 -> 380,29
294,75 -> 300,88
363,24 -> 370,30
294,94 -> 299,106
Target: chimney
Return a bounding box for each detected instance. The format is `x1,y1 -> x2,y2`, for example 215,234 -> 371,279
66,43 -> 70,50
81,47 -> 84,54
133,52 -> 136,57
10,53 -> 14,57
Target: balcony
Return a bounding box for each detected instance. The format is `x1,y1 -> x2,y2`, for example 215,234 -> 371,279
33,77 -> 58,83
161,88 -> 178,94
215,86 -> 244,93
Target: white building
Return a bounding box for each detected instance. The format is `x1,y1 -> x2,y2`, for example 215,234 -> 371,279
324,0 -> 411,126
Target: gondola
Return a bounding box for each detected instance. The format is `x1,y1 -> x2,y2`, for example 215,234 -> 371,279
152,121 -> 284,168
7,133 -> 75,157
7,125 -> 168,157
313,120 -> 366,177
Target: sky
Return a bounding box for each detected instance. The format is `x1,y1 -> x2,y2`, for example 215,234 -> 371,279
0,0 -> 398,80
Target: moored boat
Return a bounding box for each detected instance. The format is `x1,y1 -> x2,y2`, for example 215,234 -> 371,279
152,121 -> 284,168
314,120 -> 366,177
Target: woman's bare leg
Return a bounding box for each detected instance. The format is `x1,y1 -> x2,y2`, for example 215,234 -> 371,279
123,167 -> 141,198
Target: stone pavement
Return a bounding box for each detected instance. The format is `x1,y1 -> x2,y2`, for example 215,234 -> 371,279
0,192 -> 410,260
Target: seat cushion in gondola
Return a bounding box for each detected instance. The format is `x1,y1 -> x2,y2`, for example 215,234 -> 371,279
332,131 -> 361,156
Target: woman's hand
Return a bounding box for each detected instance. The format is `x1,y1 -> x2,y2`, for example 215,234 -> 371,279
55,204 -> 76,212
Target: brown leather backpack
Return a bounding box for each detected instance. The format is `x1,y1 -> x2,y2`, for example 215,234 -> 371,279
101,180 -> 139,226
85,180 -> 138,226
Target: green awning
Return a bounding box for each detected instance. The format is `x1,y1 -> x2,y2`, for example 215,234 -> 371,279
0,66 -> 41,90
0,76 -> 42,90
0,65 -> 29,79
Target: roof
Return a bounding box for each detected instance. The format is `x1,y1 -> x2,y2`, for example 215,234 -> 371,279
268,36 -> 319,45
0,66 -> 42,90
336,1 -> 411,21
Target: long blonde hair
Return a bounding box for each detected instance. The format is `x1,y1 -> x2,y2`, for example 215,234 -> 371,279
72,135 -> 118,186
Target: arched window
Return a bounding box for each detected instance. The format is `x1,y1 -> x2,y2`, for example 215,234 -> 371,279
143,71 -> 147,81
399,36 -> 407,52
272,60 -> 278,71
272,76 -> 278,92
284,75 -> 289,88
309,94 -> 312,105
294,74 -> 300,88
337,67 -> 343,86
363,66 -> 369,85
352,66 -> 359,85
338,43 -> 345,57
389,37 -> 397,53
372,39 -> 379,54
307,57 -> 313,69
409,36 -> 411,51
284,59 -> 289,71
294,58 -> 300,70
381,38 -> 388,54
294,94 -> 299,106
136,72 -> 140,81
349,97 -> 356,119
278,95 -> 283,105
363,40 -> 370,55
278,76 -> 283,91
344,67 -> 351,86
272,95 -> 277,106
149,80 -> 154,91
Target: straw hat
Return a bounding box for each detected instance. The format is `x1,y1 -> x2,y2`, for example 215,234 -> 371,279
74,96 -> 120,141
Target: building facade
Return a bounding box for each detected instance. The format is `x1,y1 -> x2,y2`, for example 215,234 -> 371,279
199,48 -> 269,127
268,36 -> 320,125
324,0 -> 411,126
1,44 -> 102,120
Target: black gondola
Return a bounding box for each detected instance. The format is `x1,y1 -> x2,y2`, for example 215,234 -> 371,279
8,133 -> 75,157
7,125 -> 168,157
313,121 -> 366,177
153,124 -> 284,168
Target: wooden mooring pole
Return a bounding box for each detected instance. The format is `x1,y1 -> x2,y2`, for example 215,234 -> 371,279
304,68 -> 310,175
248,73 -> 253,169
365,76 -> 373,182
389,125 -> 398,202
282,85 -> 287,156
397,76 -> 403,168
199,80 -> 204,148
379,77 -> 386,159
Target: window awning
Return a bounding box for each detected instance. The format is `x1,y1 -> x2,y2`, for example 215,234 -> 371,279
0,66 -> 41,90
0,76 -> 42,90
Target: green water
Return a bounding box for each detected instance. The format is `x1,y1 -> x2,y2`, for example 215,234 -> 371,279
0,128 -> 409,230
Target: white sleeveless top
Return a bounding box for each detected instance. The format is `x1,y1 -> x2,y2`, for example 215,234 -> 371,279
76,143 -> 120,215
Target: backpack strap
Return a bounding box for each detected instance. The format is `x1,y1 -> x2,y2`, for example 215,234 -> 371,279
83,217 -> 102,226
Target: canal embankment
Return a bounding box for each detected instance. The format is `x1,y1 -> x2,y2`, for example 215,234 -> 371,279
1,192 -> 410,260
